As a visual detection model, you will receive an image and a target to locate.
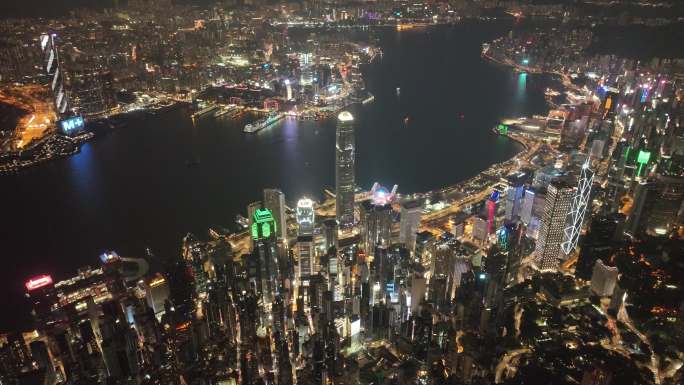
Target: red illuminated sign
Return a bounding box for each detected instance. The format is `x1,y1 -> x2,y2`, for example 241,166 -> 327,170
25,275 -> 53,291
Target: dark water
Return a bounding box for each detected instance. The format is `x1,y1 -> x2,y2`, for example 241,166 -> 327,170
0,22 -> 550,331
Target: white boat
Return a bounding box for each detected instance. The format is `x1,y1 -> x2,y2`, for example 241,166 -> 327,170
244,112 -> 285,133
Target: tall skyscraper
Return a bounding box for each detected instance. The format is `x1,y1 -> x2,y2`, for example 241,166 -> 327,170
335,111 -> 355,227
40,33 -> 69,115
535,181 -> 574,272
399,200 -> 422,252
296,198 -> 315,236
575,213 -> 624,281
360,186 -> 395,256
627,176 -> 684,237
264,189 -> 287,241
251,208 -> 280,306
561,159 -> 594,255
247,201 -> 262,252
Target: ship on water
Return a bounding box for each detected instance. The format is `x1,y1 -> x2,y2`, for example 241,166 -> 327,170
243,112 -> 285,133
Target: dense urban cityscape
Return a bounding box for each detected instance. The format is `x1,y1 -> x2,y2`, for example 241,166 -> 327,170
1,0 -> 683,385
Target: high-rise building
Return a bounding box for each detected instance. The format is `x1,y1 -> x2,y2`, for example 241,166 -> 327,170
627,176 -> 684,237
520,188 -> 535,224
400,200 -> 422,252
575,213 -> 624,281
505,185 -> 525,222
247,201 -> 262,251
40,33 -> 69,116
360,199 -> 392,256
264,189 -> 288,241
335,111 -> 355,227
562,159 -> 594,255
322,218 -> 338,253
535,181 -> 574,272
296,235 -> 314,286
296,198 -> 315,236
590,259 -> 619,297
251,208 -> 280,306
486,191 -> 499,235
471,216 -> 488,243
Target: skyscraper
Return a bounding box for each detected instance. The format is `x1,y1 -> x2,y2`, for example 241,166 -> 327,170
251,208 -> 280,306
264,189 -> 287,241
296,198 -> 315,236
535,181 -> 574,272
360,187 -> 394,256
400,200 -> 422,253
627,176 -> 684,237
40,33 -> 69,116
335,111 -> 355,227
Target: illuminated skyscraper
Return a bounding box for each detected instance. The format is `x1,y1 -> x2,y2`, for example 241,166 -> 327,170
535,181 -> 574,272
296,198 -> 315,236
251,208 -> 279,306
40,33 -> 69,116
335,111 -> 355,227
264,189 -> 287,241
360,185 -> 396,255
562,159 -> 594,255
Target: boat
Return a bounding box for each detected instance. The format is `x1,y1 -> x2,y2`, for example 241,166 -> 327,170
243,112 -> 285,133
396,87 -> 401,96
362,94 -> 375,104
235,215 -> 249,229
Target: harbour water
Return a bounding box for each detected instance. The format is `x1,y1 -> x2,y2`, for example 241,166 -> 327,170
0,22 -> 552,331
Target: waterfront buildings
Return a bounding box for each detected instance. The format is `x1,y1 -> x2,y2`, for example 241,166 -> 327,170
335,111 -> 355,228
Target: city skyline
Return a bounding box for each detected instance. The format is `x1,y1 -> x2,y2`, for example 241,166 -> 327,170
1,1 -> 683,385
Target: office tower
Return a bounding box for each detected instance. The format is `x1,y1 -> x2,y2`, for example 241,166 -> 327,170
590,260 -> 619,297
335,111 -> 356,227
575,213 -> 624,280
627,176 -> 684,237
562,159 -> 594,255
297,235 -> 314,286
322,218 -> 338,253
296,198 -> 315,236
145,273 -> 170,318
486,191 -> 499,235
25,275 -> 56,329
400,200 -> 422,252
505,184 -> 525,222
359,199 -> 392,256
40,33 -> 68,115
520,188 -> 535,224
264,189 -> 288,241
471,216 -> 488,243
251,208 -> 280,306
534,181 -> 574,272
247,201 -> 262,251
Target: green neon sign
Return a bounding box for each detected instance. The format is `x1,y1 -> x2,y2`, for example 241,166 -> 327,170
497,124 -> 508,134
636,150 -> 651,177
637,150 -> 651,164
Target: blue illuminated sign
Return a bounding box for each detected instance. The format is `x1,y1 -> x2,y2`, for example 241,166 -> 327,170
59,116 -> 84,134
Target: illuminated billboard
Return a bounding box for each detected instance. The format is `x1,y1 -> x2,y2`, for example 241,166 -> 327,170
637,150 -> 651,164
59,116 -> 85,134
26,275 -> 53,291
